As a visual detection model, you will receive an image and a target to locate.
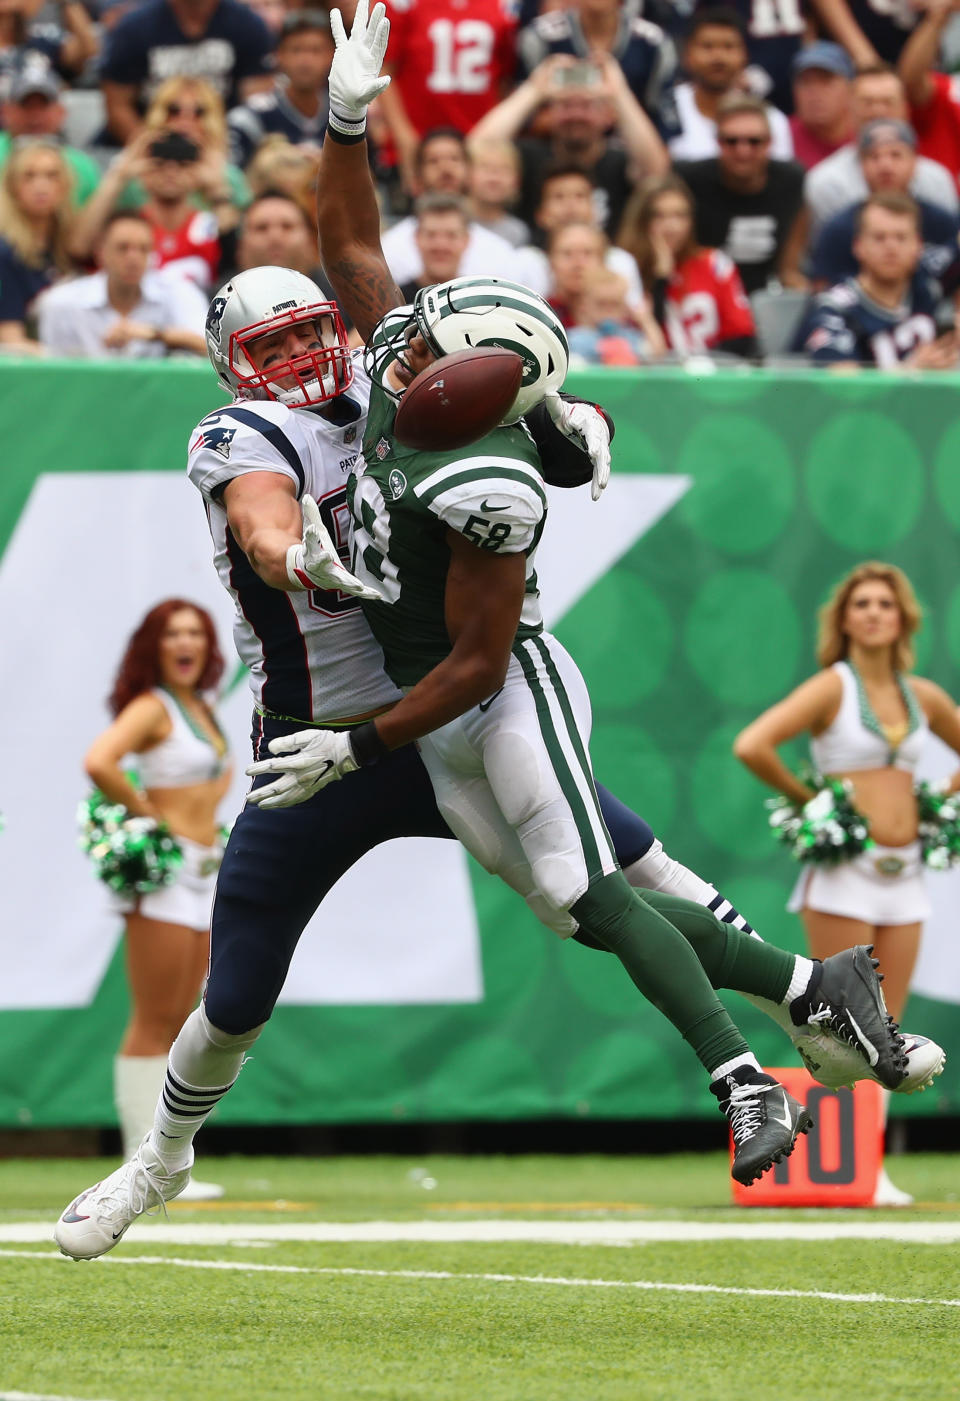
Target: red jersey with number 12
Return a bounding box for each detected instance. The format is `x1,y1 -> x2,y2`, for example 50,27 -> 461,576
663,249 -> 755,353
384,0 -> 518,136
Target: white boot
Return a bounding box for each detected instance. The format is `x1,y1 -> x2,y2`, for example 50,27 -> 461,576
114,1054 -> 223,1201
872,1089 -> 913,1206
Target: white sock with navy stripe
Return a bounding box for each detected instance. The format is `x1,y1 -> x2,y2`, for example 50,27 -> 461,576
148,1005 -> 263,1171
622,842 -> 809,1040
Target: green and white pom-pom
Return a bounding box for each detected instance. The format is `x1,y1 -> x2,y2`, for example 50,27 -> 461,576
77,791 -> 183,895
916,780 -> 960,870
766,770 -> 872,866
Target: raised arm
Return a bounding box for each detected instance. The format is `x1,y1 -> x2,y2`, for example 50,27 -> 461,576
899,0 -> 958,107
317,0 -> 404,342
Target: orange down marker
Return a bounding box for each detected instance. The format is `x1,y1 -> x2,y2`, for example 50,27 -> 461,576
731,1068 -> 883,1207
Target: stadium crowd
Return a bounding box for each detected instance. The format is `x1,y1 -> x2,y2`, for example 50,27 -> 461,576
4,0 -> 960,369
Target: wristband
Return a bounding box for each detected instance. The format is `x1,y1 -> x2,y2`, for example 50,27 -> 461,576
349,720 -> 390,767
327,107 -> 367,145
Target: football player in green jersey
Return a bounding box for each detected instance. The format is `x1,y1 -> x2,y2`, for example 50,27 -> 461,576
247,1 -> 911,1186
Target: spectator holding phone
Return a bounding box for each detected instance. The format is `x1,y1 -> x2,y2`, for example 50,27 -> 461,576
37,209 -> 207,358
0,136 -> 76,352
142,76 -> 249,213
471,50 -> 668,240
517,0 -> 678,132
69,130 -> 226,288
796,191 -> 955,368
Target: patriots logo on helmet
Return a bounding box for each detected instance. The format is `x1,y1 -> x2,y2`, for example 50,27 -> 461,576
191,425 -> 237,460
206,295 -> 229,346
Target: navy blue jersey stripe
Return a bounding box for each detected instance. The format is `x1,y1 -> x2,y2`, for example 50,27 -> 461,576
225,526 -> 313,720
218,407 -> 307,495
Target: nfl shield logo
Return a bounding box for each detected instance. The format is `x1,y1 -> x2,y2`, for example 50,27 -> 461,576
344,425 -> 357,444
375,437 -> 391,460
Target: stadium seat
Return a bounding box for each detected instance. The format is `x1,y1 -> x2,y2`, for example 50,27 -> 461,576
62,89 -> 107,151
750,287 -> 810,358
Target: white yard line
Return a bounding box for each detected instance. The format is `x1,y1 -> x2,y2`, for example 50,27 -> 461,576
1,1249 -> 958,1309
3,1219 -> 960,1245
0,1393 -> 116,1401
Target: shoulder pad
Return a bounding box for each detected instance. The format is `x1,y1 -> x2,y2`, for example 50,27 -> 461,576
414,452 -> 546,554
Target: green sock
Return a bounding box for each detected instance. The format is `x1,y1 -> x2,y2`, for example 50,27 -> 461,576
571,871 -> 750,1074
637,889 -> 796,1004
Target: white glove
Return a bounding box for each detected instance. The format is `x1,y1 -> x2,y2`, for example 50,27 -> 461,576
286,494 -> 382,600
328,0 -> 391,126
544,391 -> 612,502
245,729 -> 359,809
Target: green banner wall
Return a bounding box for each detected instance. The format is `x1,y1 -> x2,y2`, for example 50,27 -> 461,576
2,361 -> 959,1130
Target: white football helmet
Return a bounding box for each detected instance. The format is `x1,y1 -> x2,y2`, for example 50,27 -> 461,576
205,266 -> 353,408
366,276 -> 569,422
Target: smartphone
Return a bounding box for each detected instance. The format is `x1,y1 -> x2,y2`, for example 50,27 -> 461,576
148,131 -> 200,163
554,62 -> 601,89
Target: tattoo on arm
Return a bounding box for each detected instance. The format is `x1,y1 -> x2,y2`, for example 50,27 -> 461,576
325,255 -> 404,343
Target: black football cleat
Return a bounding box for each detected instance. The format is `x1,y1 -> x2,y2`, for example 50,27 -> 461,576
711,1068 -> 813,1187
793,945 -> 908,1090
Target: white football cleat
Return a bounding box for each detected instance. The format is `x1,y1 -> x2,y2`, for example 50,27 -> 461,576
796,1030 -> 945,1094
176,1177 -> 225,1202
54,1140 -> 192,1260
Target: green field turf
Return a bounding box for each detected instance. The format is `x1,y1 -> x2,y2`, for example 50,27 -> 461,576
2,1153 -> 959,1401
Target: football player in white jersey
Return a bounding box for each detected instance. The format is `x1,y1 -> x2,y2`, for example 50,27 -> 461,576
54,2 -> 937,1259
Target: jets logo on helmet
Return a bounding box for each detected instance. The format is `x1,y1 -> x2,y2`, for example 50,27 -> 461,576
365,278 -> 568,423
205,266 -> 354,409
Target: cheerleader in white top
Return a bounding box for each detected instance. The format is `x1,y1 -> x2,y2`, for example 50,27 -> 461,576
84,600 -> 232,1200
735,562 -> 960,1204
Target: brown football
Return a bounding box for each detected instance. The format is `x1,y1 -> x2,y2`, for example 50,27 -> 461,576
393,346 -> 524,451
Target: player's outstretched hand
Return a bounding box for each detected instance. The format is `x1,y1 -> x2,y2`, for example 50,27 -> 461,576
544,392 -> 611,501
246,729 -> 359,808
329,0 -> 391,122
286,495 -> 382,599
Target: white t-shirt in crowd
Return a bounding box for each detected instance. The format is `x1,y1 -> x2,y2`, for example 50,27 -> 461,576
381,217 -> 550,295
805,143 -> 959,235
667,82 -> 794,163
37,270 -> 208,357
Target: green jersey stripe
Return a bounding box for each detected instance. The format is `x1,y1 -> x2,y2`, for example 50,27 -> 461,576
528,635 -> 616,866
417,467 -> 547,513
513,639 -> 606,883
441,293 -> 569,346
414,454 -> 545,500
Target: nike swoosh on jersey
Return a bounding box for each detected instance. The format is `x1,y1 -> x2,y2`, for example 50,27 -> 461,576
478,687 -> 504,713
480,500 -> 509,512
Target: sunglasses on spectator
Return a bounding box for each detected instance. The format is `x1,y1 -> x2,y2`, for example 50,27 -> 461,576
718,134 -> 768,148
165,103 -> 209,118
